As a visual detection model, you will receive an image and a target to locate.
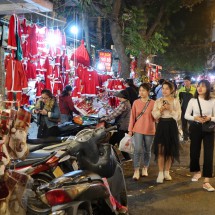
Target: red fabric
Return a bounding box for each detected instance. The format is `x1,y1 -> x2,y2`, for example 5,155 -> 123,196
82,70 -> 99,95
4,54 -> 11,70
5,58 -> 28,92
59,95 -> 77,115
21,19 -> 28,58
72,77 -> 82,98
21,94 -> 29,106
53,65 -> 60,78
7,15 -> 17,50
59,73 -> 69,90
26,60 -> 37,80
36,26 -> 46,53
71,40 -> 90,67
35,81 -> 45,97
27,25 -> 38,57
60,55 -> 70,72
42,57 -> 52,91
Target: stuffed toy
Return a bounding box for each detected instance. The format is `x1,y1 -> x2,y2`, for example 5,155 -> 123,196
8,108 -> 31,160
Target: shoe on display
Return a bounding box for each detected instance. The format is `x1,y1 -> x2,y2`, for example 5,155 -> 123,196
141,167 -> 148,177
203,182 -> 215,192
132,170 -> 140,181
156,172 -> 164,183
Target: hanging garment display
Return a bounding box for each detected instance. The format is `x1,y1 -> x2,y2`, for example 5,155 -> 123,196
5,57 -> 28,92
71,40 -> 90,67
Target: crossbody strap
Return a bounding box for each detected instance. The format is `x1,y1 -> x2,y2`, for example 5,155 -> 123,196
197,97 -> 203,117
135,99 -> 151,122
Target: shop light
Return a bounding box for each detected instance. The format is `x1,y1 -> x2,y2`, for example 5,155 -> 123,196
97,62 -> 105,71
70,25 -> 78,35
47,33 -> 60,46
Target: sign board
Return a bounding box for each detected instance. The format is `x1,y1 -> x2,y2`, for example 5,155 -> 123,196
99,51 -> 112,72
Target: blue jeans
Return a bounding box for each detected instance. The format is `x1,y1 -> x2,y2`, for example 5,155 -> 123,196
133,133 -> 154,168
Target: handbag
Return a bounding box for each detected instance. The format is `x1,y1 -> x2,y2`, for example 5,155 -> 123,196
197,98 -> 215,133
119,133 -> 134,154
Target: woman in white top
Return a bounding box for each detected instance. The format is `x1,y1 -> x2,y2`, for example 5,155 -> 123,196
185,79 -> 215,192
152,81 -> 181,183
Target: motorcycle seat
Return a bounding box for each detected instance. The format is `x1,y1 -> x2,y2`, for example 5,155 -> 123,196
26,151 -> 52,159
47,170 -> 103,188
14,157 -> 43,168
28,144 -> 44,152
27,136 -> 66,145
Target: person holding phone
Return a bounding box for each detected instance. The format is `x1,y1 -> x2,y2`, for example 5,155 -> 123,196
34,89 -> 60,138
185,79 -> 215,192
152,81 -> 181,183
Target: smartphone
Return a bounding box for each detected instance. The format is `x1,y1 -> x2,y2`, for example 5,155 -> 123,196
163,100 -> 167,105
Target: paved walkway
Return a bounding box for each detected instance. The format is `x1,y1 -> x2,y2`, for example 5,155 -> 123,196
123,142 -> 215,215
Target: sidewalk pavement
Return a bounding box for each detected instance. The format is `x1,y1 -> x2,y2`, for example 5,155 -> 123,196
123,142 -> 215,215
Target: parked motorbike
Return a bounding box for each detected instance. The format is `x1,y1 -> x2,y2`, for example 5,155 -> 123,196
29,126 -> 128,215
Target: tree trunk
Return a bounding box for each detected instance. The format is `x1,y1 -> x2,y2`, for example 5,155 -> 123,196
109,20 -> 130,78
82,12 -> 90,53
97,16 -> 102,48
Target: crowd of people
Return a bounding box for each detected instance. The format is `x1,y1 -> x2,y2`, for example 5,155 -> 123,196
106,77 -> 215,192
32,76 -> 215,192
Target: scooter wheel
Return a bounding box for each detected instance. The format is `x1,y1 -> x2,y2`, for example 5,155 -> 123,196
27,174 -> 52,215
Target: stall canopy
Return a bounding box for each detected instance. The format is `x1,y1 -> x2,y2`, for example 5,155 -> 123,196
0,0 -> 53,15
71,40 -> 90,67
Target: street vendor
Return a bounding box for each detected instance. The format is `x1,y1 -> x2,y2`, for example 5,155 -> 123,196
101,89 -> 131,161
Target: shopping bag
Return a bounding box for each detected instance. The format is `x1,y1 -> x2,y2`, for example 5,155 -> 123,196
119,133 -> 134,154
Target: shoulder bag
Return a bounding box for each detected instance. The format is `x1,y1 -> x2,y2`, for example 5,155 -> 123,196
197,98 -> 215,133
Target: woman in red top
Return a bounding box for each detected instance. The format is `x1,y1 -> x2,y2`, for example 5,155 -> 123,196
128,83 -> 155,180
59,85 -> 79,123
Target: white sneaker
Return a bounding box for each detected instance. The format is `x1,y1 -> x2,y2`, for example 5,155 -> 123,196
156,172 -> 164,183
133,170 -> 140,180
142,167 -> 148,177
164,171 -> 172,181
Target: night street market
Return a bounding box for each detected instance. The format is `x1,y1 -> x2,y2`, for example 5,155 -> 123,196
0,0 -> 215,215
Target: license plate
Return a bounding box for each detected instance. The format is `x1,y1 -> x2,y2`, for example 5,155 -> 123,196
53,166 -> 64,178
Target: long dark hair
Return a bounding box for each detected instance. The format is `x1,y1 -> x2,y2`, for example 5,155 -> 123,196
61,85 -> 72,97
61,89 -> 69,97
41,89 -> 53,98
162,81 -> 174,94
139,83 -> 150,92
194,79 -> 211,100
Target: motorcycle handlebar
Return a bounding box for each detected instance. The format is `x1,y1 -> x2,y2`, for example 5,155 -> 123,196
58,150 -> 69,160
105,126 -> 118,132
31,151 -> 57,167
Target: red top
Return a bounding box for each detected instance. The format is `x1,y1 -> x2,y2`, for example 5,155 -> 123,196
59,95 -> 79,115
128,99 -> 156,135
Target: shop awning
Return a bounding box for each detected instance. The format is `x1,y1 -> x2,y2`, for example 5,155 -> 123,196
0,0 -> 53,15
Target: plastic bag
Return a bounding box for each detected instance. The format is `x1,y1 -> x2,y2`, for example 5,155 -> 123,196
119,133 -> 134,154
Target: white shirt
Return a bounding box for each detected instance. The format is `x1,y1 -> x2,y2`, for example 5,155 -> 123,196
185,97 -> 215,122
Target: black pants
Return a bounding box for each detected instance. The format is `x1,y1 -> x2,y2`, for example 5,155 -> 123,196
189,122 -> 214,177
37,124 -> 59,138
109,130 -> 131,160
181,110 -> 189,141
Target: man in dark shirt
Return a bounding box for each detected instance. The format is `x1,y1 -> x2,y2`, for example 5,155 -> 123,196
177,76 -> 196,142
124,78 -> 138,106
